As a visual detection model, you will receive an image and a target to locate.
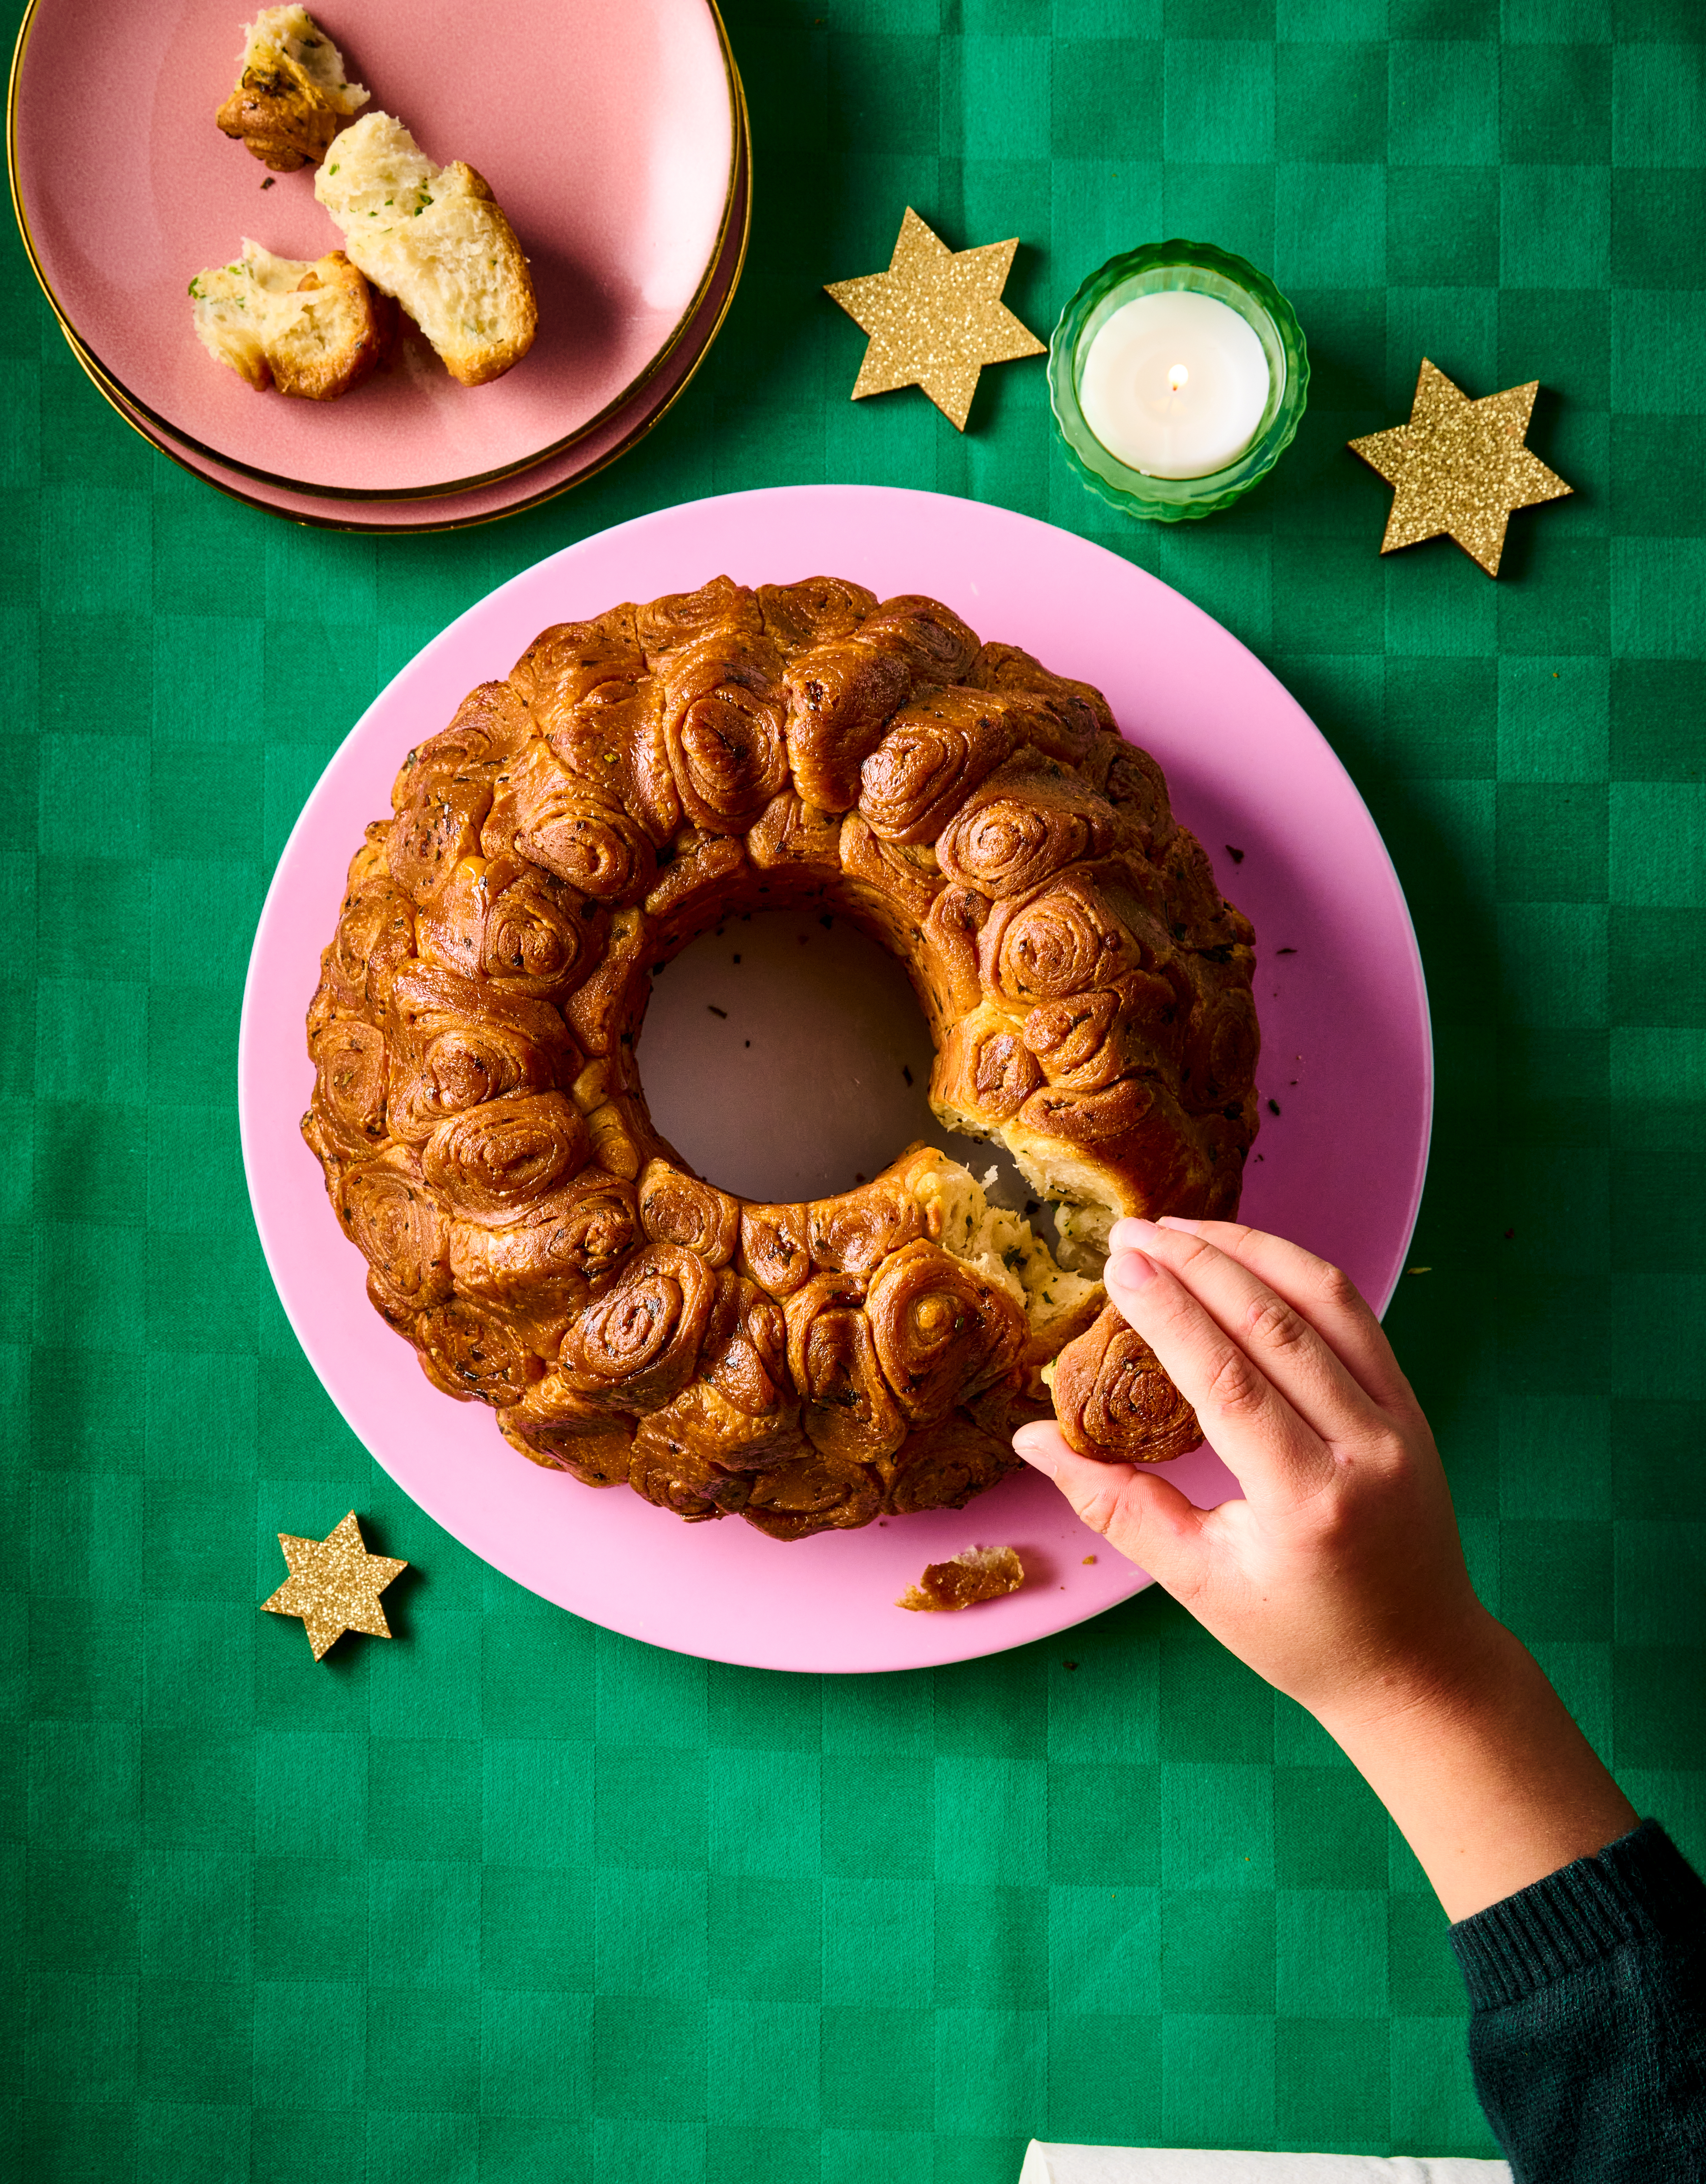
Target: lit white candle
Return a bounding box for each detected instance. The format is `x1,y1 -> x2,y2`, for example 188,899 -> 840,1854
1079,289 -> 1272,480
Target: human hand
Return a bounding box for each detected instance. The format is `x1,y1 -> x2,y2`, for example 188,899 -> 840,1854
1016,1216 -> 1637,1918
1014,1217 -> 1495,1736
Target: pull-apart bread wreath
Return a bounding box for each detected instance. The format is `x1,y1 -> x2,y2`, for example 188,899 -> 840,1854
302,577 -> 1260,1539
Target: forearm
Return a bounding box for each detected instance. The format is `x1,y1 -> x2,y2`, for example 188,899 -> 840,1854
1317,1611 -> 1637,1923
1023,1219 -> 1640,1923
1453,1821 -> 1706,2178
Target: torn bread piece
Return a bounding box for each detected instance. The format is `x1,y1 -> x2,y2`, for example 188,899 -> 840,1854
216,6 -> 369,171
315,112 -> 537,386
899,1545 -> 1026,1613
191,242 -> 394,399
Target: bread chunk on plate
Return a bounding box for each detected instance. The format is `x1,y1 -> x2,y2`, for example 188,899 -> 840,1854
216,5 -> 368,172
190,242 -> 394,399
315,112 -> 537,387
898,1546 -> 1026,1613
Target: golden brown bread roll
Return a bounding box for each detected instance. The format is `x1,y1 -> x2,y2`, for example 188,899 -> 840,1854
302,576 -> 1259,1533
886,1415 -> 1018,1517
856,690 -> 1019,844
1048,1303 -> 1204,1465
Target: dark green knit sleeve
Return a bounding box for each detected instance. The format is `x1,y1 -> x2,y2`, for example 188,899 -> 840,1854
1449,1820 -> 1706,2181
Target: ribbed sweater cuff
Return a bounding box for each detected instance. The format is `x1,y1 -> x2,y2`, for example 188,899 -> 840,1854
1450,1819 -> 1706,2011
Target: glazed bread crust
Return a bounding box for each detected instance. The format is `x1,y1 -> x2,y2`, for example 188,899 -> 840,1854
302,577 -> 1260,1535
215,5 -> 369,172
191,242 -> 394,400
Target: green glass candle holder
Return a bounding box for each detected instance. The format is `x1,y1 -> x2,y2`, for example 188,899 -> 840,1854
1048,239 -> 1309,522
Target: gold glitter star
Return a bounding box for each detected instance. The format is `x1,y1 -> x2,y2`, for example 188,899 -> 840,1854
1348,359 -> 1572,578
261,1512 -> 407,1662
825,207 -> 1045,432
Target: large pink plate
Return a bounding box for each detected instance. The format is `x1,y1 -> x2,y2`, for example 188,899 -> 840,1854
239,487 -> 1432,1673
10,0 -> 737,497
64,99 -> 749,532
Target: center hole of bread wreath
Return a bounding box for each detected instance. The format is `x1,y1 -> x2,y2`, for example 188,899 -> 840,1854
639,908 -> 1042,1213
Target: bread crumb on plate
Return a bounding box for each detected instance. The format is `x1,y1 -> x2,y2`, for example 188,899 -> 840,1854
216,6 -> 368,172
315,112 -> 537,386
897,1545 -> 1025,1613
191,242 -> 394,398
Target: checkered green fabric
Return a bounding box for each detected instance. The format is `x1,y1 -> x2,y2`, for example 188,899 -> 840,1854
6,0 -> 1704,2175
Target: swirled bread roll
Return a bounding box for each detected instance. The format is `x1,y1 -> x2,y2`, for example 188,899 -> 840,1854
309,1015 -> 388,1160
503,1373 -> 636,1482
416,1297 -> 535,1406
500,1405 -> 635,1489
886,1417 -> 1018,1517
784,1273 -> 908,1467
628,1425 -> 756,1521
738,1202 -> 813,1297
1048,1303 -> 1204,1465
700,1272 -> 788,1406
494,746 -> 657,903
806,1168 -> 926,1277
558,1244 -> 717,1412
336,1146 -> 451,1319
857,691 -> 1019,844
640,1380 -> 802,1475
662,636 -> 790,835
421,1091 -> 590,1221
449,1172 -> 638,1335
744,1449 -> 884,1541
303,575 -> 1259,1534
865,1242 -> 1026,1424
968,642 -> 1112,760
386,967 -> 575,1142
639,1161 -> 741,1267
936,757 -> 1121,898
784,642 -> 914,811
758,576 -> 877,650
638,577 -> 761,662
856,596 -> 981,684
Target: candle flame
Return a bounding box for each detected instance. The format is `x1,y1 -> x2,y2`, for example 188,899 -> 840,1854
1168,363 -> 1190,393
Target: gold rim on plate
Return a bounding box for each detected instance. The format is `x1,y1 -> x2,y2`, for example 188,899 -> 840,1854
8,0 -> 745,502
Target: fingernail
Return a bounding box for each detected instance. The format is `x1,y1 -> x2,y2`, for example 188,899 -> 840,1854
1157,1215 -> 1202,1235
1106,1248 -> 1157,1291
1109,1215 -> 1160,1252
1011,1425 -> 1059,1478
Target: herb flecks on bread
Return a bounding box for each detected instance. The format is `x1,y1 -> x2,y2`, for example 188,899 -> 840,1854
216,6 -> 368,172
190,242 -> 394,399
315,113 -> 537,387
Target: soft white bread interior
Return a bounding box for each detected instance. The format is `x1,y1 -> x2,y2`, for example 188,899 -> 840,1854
314,112 -> 537,387
216,6 -> 369,171
190,241 -> 393,399
911,1154 -> 1104,1358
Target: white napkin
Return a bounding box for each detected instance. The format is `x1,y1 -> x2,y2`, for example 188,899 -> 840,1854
1019,2146 -> 1511,2184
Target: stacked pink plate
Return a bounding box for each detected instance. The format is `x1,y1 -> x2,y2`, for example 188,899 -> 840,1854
9,0 -> 747,529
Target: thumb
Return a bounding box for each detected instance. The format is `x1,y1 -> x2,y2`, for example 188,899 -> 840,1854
1012,1422 -> 1209,1590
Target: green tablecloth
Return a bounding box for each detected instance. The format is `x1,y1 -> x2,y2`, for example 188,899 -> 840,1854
7,0 -> 1704,2175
